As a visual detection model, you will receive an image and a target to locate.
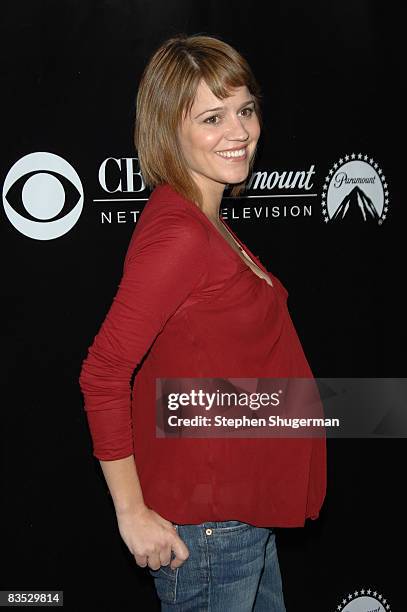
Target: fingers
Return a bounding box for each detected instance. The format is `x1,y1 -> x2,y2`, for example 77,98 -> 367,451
134,554 -> 148,568
169,535 -> 190,569
136,543 -> 173,570
135,553 -> 162,570
133,523 -> 186,570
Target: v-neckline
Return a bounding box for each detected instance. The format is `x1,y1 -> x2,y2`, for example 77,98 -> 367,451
217,216 -> 274,287
176,187 -> 274,288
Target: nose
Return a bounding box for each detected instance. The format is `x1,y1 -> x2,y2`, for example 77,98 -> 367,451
224,114 -> 250,142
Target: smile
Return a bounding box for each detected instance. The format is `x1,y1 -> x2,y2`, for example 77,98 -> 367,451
215,147 -> 248,160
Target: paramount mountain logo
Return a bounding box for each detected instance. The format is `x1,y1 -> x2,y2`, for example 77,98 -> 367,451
322,154 -> 389,225
334,587 -> 391,611
332,186 -> 379,222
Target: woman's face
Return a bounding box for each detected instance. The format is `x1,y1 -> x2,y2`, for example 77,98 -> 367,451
178,79 -> 261,198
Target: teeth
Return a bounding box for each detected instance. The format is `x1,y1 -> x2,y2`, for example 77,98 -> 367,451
216,148 -> 246,158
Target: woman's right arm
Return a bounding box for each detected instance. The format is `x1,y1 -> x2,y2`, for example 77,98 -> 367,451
79,208 -> 208,569
99,455 -> 145,517
99,455 -> 188,570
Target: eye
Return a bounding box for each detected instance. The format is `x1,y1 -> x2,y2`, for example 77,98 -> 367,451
203,106 -> 255,125
241,106 -> 255,117
5,170 -> 81,221
204,115 -> 221,125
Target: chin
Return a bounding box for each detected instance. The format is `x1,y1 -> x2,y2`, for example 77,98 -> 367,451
226,179 -> 247,188
225,172 -> 249,185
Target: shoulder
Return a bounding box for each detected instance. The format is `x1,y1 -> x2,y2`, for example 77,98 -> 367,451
125,184 -> 209,259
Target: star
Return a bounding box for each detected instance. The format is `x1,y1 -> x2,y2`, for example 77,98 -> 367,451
358,153 -> 362,159
373,591 -> 377,597
367,589 -> 371,595
324,217 -> 329,223
339,158 -> 343,164
351,153 -> 356,159
369,158 -> 374,164
364,155 -> 368,160
374,163 -> 378,168
345,155 -> 350,161
334,163 -> 338,169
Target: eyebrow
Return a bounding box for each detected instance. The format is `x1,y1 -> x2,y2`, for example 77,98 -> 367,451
194,99 -> 255,119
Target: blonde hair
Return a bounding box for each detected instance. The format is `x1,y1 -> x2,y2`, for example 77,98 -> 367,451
134,33 -> 263,209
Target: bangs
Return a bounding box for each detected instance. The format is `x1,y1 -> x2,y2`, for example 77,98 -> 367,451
181,52 -> 262,124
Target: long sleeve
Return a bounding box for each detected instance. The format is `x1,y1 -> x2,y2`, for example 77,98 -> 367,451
78,208 -> 209,460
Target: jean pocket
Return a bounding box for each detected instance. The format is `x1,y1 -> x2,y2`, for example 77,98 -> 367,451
149,563 -> 178,579
149,558 -> 179,604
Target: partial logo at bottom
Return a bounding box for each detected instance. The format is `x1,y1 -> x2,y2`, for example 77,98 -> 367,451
335,588 -> 391,611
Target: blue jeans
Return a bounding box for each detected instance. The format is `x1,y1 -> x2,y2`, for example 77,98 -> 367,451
149,520 -> 286,611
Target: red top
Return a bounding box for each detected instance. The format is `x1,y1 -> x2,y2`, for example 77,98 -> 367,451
79,183 -> 326,528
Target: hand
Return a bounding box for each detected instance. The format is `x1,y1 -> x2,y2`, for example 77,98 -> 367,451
115,505 -> 189,570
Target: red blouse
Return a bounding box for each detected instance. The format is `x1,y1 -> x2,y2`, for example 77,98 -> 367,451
79,183 -> 326,528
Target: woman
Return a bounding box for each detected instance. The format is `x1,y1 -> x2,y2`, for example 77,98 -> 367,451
79,33 -> 326,611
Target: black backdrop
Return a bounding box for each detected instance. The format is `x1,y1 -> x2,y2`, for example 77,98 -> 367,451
1,1 -> 405,610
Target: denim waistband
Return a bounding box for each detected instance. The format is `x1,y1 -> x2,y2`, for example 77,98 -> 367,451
175,520 -> 245,528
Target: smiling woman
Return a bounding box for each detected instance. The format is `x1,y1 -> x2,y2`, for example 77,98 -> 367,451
134,33 -> 263,214
79,32 -> 326,612
177,78 -> 261,214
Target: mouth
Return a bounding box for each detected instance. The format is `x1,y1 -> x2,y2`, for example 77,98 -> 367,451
215,145 -> 248,162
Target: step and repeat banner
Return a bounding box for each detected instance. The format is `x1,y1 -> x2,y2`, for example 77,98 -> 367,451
1,2 -> 404,611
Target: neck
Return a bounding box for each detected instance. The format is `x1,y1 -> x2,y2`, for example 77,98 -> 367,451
196,177 -> 226,223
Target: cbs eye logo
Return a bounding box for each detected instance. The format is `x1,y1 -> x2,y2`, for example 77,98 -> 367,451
3,151 -> 84,240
